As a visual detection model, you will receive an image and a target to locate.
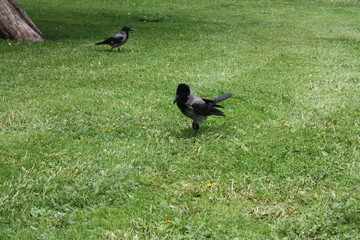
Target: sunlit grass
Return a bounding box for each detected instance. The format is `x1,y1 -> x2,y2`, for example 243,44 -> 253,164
0,0 -> 359,239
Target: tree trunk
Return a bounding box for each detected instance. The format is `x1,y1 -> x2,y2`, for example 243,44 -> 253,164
0,0 -> 43,42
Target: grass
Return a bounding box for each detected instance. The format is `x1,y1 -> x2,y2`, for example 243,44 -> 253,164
0,0 -> 359,239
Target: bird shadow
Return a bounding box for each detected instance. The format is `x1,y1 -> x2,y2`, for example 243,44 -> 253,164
94,48 -> 130,54
170,125 -> 214,139
170,128 -> 194,139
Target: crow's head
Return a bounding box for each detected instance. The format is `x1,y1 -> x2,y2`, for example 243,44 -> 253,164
122,26 -> 134,32
174,83 -> 191,104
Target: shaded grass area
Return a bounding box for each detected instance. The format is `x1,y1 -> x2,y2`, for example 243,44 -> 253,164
1,0 -> 359,239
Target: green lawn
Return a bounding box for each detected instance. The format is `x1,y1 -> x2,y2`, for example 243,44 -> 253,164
0,0 -> 359,239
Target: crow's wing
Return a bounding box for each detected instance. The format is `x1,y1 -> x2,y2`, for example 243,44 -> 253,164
202,98 -> 222,108
191,103 -> 225,116
95,36 -> 124,45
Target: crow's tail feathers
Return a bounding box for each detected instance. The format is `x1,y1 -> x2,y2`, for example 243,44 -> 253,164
95,41 -> 105,45
213,93 -> 232,103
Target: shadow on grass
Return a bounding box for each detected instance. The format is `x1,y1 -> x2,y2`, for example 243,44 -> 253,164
25,3 -> 193,41
94,48 -> 125,53
170,125 -> 216,139
30,10 -> 134,41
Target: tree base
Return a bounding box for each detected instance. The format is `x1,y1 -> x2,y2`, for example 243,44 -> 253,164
0,0 -> 44,42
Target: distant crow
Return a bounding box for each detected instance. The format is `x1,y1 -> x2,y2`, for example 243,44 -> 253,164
173,83 -> 232,136
95,26 -> 133,52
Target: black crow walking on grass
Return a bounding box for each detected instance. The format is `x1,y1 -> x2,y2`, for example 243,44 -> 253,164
173,83 -> 232,136
95,26 -> 133,52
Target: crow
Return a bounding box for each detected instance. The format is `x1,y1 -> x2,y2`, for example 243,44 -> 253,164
173,83 -> 232,136
95,26 -> 133,52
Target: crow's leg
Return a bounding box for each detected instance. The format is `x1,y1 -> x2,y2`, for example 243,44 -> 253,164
110,47 -> 114,52
118,47 -> 121,52
192,121 -> 200,137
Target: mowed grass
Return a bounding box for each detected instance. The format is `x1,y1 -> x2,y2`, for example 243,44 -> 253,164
0,0 -> 359,239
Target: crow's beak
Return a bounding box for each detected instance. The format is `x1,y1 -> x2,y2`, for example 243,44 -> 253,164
130,28 -> 134,31
173,96 -> 178,104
